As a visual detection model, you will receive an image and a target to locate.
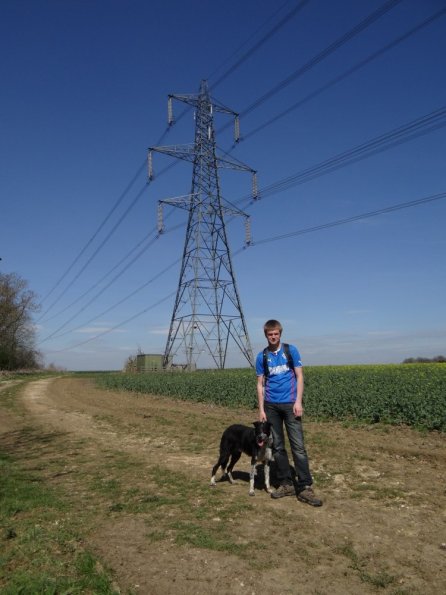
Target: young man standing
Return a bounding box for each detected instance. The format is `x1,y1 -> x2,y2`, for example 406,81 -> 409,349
256,319 -> 322,506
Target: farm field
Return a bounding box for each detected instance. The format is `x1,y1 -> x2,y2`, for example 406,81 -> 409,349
1,375 -> 446,594
98,364 -> 446,431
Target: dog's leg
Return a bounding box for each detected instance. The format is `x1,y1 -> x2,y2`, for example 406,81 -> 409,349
264,461 -> 272,493
249,458 -> 256,496
210,466 -> 218,487
227,452 -> 242,484
210,452 -> 230,486
210,457 -> 223,486
210,460 -> 220,486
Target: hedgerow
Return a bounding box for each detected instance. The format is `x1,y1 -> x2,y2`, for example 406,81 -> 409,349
94,364 -> 446,432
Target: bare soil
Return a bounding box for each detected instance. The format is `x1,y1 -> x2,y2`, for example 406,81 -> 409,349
1,376 -> 446,594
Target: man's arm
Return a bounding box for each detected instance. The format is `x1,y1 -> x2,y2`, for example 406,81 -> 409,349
293,367 -> 304,417
257,375 -> 267,421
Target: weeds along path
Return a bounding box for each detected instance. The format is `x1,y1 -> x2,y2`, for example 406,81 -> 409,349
12,376 -> 446,594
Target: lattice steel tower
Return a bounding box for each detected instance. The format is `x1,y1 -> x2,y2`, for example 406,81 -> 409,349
148,80 -> 258,369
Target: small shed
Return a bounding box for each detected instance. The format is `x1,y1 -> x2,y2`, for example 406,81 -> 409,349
136,353 -> 164,372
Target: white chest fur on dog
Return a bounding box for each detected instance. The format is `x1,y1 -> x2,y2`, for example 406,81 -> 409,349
256,438 -> 273,463
210,422 -> 274,496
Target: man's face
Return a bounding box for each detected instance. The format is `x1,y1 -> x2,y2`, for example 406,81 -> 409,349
265,328 -> 281,349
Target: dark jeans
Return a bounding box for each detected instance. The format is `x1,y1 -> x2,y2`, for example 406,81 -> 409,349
265,401 -> 313,491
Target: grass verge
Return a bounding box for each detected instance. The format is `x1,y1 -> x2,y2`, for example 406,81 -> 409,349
0,438 -> 118,594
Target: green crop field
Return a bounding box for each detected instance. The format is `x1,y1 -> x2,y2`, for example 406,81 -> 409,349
93,363 -> 446,432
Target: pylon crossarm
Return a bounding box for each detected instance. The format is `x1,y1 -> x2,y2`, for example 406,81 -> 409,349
210,103 -> 237,116
169,93 -> 200,108
216,155 -> 255,172
158,194 -> 198,233
170,93 -> 236,117
159,193 -> 198,210
149,144 -> 196,163
219,202 -> 249,218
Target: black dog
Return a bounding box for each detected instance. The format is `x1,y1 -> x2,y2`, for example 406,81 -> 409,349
210,421 -> 273,496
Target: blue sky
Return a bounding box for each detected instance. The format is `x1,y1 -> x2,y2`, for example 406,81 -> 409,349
1,0 -> 445,370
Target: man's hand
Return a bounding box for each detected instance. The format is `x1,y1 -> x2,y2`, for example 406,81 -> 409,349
293,402 -> 303,418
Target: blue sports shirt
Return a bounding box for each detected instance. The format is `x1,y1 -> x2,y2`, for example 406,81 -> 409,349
255,343 -> 302,403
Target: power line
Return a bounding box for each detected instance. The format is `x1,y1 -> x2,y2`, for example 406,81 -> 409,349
219,0 -> 403,135
235,106 -> 446,206
39,104 -> 446,347
40,229 -> 159,324
209,0 -> 311,89
38,160 -> 146,309
38,0 -> 401,321
161,2 -> 311,143
39,218 -> 185,342
238,191 -> 446,250
38,183 -> 148,320
39,159 -> 186,326
38,1 -> 443,359
42,105 -> 446,344
39,232 -> 161,343
37,119 -> 183,323
45,290 -> 177,354
41,257 -> 182,343
242,6 -> 446,142
207,0 -> 294,81
45,191 -> 445,354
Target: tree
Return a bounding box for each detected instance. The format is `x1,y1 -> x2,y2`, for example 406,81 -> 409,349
0,272 -> 41,370
402,356 -> 446,364
123,346 -> 144,373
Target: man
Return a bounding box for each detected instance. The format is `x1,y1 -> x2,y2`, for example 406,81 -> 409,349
256,319 -> 322,506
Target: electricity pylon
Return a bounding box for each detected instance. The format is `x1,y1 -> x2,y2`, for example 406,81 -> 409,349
148,80 -> 258,370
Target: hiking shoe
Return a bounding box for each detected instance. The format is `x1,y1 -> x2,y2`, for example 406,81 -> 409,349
271,484 -> 296,499
297,486 -> 322,507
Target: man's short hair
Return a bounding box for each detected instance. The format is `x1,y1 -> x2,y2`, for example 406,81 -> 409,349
263,319 -> 283,336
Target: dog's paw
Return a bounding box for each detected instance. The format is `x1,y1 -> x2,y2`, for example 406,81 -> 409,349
265,487 -> 272,494
249,491 -> 255,497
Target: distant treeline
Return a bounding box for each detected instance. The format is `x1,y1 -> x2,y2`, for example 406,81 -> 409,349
403,356 -> 446,364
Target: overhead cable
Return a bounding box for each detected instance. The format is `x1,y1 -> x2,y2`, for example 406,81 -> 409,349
38,123 -> 181,322
39,218 -> 185,343
38,160 -> 146,311
39,232 -> 161,343
238,191 -> 446,250
41,230 -> 159,323
235,106 -> 446,206
242,6 -> 446,141
217,0 -> 404,139
241,0 -> 403,117
207,0 -> 294,81
44,105 -> 445,340
45,291 -> 177,354
45,191 -> 445,353
39,183 -> 148,321
41,257 -> 182,343
39,0 -> 403,322
210,0 -> 311,89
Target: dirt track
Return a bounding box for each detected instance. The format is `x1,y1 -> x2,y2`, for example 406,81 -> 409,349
2,376 -> 446,594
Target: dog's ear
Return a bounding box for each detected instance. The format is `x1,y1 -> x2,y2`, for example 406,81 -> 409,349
253,421 -> 260,428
